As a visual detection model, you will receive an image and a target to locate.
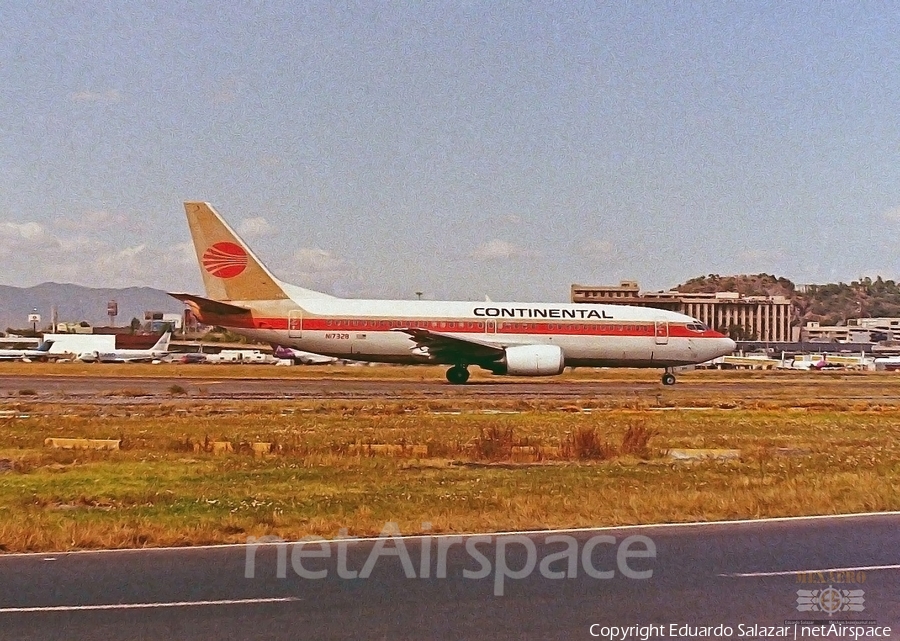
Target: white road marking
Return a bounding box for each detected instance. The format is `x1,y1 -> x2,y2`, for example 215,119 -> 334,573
721,563 -> 900,578
0,597 -> 299,613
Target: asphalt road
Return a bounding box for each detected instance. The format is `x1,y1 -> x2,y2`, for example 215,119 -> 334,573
0,513 -> 898,640
3,373 -> 900,404
0,374 -> 680,400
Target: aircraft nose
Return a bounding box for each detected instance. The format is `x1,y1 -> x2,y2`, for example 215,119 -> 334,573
720,337 -> 737,355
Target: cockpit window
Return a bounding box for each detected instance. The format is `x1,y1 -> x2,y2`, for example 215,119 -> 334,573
686,322 -> 707,332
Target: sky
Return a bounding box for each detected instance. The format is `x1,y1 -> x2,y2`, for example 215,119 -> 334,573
2,2 -> 900,302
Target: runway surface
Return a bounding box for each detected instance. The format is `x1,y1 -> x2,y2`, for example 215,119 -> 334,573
0,374 -> 683,401
0,513 -> 898,640
3,373 -> 900,404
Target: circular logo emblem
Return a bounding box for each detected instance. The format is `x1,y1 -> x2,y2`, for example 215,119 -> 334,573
816,586 -> 843,615
202,242 -> 248,278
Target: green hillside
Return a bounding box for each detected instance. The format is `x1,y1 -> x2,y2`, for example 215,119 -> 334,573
676,274 -> 900,326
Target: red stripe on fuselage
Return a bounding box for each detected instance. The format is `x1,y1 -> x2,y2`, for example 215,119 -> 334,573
200,315 -> 726,340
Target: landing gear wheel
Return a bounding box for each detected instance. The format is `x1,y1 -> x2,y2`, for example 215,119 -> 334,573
661,372 -> 676,386
446,366 -> 470,385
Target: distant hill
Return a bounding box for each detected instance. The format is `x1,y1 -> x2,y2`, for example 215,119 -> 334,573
0,282 -> 183,332
676,273 -> 796,297
676,274 -> 900,326
798,277 -> 900,325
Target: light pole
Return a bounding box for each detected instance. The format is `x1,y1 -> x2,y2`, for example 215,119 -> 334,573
415,292 -> 423,300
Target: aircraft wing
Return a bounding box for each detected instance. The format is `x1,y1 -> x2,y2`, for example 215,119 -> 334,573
395,328 -> 505,362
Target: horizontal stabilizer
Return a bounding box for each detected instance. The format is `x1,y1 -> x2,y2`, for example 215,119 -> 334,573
168,293 -> 252,316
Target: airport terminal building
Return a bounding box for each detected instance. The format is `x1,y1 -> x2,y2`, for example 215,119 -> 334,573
571,281 -> 795,343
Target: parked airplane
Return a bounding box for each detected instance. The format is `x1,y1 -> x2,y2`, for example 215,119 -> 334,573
273,345 -> 339,365
79,332 -> 172,363
779,353 -> 872,371
874,355 -> 900,371
170,202 -> 736,385
0,340 -> 57,362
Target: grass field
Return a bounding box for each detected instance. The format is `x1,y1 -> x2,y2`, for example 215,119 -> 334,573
0,367 -> 899,552
0,359 -> 888,380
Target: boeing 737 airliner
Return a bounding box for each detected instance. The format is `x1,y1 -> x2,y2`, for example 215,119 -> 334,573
170,203 -> 735,384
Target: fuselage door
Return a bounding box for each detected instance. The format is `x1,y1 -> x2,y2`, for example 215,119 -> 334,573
654,320 -> 669,345
288,310 -> 303,338
486,320 -> 497,334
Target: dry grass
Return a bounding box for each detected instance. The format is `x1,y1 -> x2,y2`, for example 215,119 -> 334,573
620,423 -> 657,458
0,372 -> 899,551
566,427 -> 616,460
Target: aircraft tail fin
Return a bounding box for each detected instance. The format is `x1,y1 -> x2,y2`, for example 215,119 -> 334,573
184,202 -> 332,302
151,332 -> 171,352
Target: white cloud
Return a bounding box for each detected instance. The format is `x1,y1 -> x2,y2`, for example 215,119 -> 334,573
88,242 -> 197,287
471,239 -> 536,261
93,244 -> 148,273
70,89 -> 122,103
168,241 -> 198,267
288,247 -> 360,294
55,210 -> 128,231
0,218 -> 199,289
0,221 -> 50,242
293,247 -> 345,272
56,235 -> 104,253
237,216 -> 275,238
0,221 -> 60,258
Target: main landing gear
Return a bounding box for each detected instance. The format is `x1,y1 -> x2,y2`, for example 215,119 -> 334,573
661,370 -> 677,386
446,365 -> 470,385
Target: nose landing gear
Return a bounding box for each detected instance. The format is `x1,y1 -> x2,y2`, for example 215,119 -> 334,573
661,370 -> 676,386
446,366 -> 470,385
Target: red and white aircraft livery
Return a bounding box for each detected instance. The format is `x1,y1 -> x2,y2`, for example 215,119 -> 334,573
171,202 -> 735,385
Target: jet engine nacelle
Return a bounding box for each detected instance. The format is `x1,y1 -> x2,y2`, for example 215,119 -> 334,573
499,344 -> 565,376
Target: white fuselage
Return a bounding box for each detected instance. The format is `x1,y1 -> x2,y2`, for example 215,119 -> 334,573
80,333 -> 172,363
92,348 -> 170,363
172,201 -> 737,380
0,348 -> 54,361
212,296 -> 735,369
